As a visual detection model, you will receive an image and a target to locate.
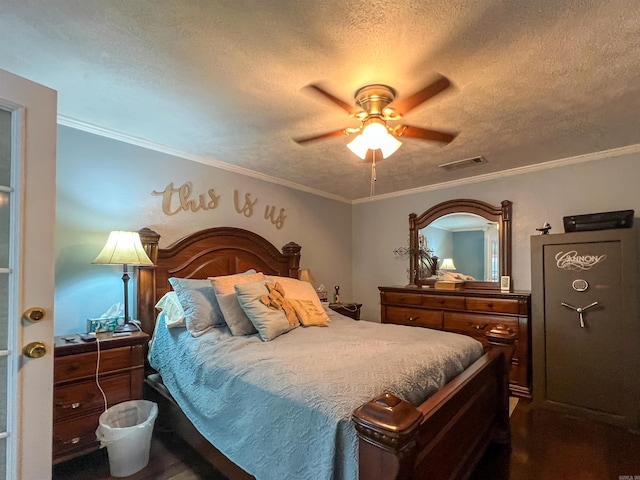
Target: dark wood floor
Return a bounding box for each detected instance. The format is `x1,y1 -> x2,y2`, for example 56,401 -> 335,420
53,400 -> 640,480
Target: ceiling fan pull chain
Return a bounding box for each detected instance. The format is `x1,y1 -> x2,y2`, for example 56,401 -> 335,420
370,152 -> 377,197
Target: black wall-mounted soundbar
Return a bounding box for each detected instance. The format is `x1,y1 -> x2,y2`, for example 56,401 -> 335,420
563,209 -> 634,233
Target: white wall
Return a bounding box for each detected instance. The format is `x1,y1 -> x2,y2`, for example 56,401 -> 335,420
55,126 -> 352,334
353,152 -> 640,322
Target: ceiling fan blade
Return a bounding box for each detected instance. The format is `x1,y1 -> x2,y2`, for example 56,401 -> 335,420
303,83 -> 357,115
395,125 -> 457,144
293,129 -> 347,144
392,75 -> 451,115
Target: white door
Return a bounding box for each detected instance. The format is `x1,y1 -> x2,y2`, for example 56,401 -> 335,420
0,69 -> 57,479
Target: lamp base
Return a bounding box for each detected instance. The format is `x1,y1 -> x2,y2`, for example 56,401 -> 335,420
114,321 -> 140,333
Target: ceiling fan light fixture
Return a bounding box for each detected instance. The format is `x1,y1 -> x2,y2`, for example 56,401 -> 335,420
347,117 -> 402,159
346,134 -> 369,160
360,119 -> 388,149
379,134 -> 402,159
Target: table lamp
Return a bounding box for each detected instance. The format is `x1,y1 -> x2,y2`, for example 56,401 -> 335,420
439,258 -> 456,276
299,269 -> 316,284
93,231 -> 154,332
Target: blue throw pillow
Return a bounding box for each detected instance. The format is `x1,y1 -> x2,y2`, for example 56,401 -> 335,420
168,278 -> 224,337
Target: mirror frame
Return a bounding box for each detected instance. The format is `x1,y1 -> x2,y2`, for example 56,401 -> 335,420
409,199 -> 512,290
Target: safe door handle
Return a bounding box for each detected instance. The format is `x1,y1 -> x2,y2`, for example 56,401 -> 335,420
561,301 -> 599,328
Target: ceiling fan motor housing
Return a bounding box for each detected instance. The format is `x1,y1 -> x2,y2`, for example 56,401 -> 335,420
354,84 -> 397,116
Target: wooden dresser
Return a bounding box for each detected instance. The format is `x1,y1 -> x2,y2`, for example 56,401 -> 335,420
379,286 -> 532,397
53,331 -> 148,464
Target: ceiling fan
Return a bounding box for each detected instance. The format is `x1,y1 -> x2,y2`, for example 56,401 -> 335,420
293,74 -> 457,160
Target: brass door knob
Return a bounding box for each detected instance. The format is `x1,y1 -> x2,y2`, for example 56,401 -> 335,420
23,307 -> 45,323
23,342 -> 47,358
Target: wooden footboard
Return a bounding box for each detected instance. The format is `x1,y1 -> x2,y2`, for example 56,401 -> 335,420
353,340 -> 512,480
145,334 -> 513,480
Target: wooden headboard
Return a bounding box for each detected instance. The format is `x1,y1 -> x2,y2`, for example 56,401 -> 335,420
135,227 -> 301,335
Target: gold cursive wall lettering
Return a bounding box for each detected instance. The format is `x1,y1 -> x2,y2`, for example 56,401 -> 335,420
152,182 -> 286,229
264,205 -> 286,230
152,182 -> 220,215
233,190 -> 258,217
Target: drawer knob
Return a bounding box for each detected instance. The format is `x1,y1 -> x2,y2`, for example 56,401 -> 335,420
472,324 -> 488,331
62,437 -> 81,446
408,316 -> 420,322
56,402 -> 81,410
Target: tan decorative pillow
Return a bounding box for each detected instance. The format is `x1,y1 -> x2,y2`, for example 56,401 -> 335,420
260,282 -> 299,327
265,276 -> 331,325
289,299 -> 330,327
210,272 -> 266,295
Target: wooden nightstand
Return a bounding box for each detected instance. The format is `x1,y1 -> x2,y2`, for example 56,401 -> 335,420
53,331 -> 149,464
329,303 -> 362,320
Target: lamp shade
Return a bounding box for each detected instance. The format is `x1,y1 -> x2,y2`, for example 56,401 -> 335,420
92,231 -> 154,266
346,134 -> 369,160
378,134 -> 402,158
440,258 -> 456,271
299,268 -> 316,283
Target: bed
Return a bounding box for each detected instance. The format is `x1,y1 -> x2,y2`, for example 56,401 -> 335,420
136,226 -> 515,480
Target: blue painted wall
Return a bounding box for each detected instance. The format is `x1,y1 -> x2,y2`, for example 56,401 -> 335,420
55,126 -> 352,334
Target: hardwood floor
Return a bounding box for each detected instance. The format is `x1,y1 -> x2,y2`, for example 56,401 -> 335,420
53,400 -> 640,480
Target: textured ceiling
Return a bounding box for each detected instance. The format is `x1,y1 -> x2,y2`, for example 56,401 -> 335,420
2,1 -> 640,201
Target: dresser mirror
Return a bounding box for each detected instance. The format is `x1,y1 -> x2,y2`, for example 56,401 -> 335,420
409,199 -> 512,289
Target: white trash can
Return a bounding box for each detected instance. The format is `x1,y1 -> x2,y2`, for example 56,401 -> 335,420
96,400 -> 158,477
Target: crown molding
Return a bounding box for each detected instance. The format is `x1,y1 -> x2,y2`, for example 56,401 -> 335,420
57,115 -> 638,206
57,115 -> 352,204
352,143 -> 640,204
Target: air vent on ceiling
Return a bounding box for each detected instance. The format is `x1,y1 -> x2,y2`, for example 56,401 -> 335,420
438,156 -> 487,171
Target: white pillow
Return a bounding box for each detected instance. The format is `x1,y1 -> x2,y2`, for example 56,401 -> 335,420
210,272 -> 266,332
216,293 -> 258,336
154,291 -> 185,328
265,276 -> 331,325
209,271 -> 265,295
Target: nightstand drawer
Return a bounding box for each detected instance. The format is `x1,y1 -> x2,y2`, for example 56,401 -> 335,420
53,411 -> 101,460
53,332 -> 148,464
54,374 -> 132,421
55,346 -> 133,383
384,307 -> 443,329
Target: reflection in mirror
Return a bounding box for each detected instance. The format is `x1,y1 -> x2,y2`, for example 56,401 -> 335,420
423,213 -> 499,281
409,199 -> 512,290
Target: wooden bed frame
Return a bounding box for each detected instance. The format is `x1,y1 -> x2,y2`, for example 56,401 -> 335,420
136,226 -> 515,480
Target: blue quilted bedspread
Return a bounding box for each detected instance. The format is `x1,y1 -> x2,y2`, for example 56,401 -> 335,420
148,307 -> 483,480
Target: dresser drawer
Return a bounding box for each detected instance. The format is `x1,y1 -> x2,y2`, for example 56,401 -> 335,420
444,312 -> 518,341
465,297 -> 523,315
53,411 -> 101,460
422,295 -> 466,310
382,292 -> 423,306
54,374 -> 132,421
55,346 -> 133,383
382,291 -> 466,310
384,307 -> 443,329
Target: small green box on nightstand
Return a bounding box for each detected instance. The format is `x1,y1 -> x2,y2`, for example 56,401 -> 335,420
86,316 -> 120,333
